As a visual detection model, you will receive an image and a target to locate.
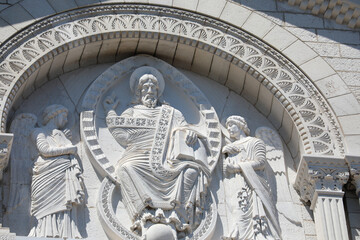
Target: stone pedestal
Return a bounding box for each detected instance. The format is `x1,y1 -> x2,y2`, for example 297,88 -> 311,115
295,155 -> 350,240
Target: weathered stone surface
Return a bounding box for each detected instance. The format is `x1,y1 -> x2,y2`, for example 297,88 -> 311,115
0,1 -> 359,239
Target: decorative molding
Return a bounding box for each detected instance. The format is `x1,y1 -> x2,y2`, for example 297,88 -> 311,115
345,155 -> 360,197
294,155 -> 349,207
0,4 -> 344,156
0,133 -> 13,180
278,0 -> 360,28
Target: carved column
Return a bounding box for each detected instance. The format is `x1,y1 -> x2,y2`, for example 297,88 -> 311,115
295,155 -> 350,240
345,155 -> 360,204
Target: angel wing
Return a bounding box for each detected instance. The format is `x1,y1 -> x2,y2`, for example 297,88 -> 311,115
7,113 -> 37,211
255,127 -> 301,227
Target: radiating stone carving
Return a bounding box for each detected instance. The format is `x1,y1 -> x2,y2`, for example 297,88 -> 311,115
12,105 -> 85,239
222,116 -> 281,239
0,4 -> 344,157
104,67 -> 213,239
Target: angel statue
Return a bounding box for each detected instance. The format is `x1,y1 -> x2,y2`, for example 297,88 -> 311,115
18,104 -> 85,238
222,115 -> 281,240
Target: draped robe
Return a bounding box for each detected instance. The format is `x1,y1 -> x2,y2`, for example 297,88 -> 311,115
29,128 -> 84,239
106,104 -> 211,232
224,137 -> 281,240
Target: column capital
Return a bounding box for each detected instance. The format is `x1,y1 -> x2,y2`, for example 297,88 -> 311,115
295,155 -> 350,205
0,133 -> 13,181
345,155 -> 360,196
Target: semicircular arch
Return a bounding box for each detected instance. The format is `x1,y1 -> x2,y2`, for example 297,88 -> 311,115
0,4 -> 344,159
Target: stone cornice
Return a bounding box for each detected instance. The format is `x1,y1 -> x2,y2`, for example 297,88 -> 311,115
294,155 -> 350,207
279,0 -> 360,28
345,155 -> 360,195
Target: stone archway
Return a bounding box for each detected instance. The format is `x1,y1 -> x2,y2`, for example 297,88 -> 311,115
0,4 -> 352,240
0,4 -> 344,159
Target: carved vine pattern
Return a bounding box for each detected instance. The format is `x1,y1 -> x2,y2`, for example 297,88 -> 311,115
0,4 -> 343,155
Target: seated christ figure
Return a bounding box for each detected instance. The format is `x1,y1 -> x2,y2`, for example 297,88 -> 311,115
104,67 -> 211,239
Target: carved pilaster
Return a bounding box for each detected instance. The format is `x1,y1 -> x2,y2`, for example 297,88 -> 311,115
0,133 -> 13,181
294,155 -> 350,240
345,155 -> 360,201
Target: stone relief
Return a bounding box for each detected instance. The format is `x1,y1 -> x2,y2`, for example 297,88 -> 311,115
222,116 -> 280,239
1,55 -> 305,239
9,105 -> 84,239
104,66 -> 212,239
0,5 -> 344,157
80,56 -> 222,240
221,115 -> 301,240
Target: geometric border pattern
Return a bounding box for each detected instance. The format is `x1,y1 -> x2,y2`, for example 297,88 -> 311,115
0,4 -> 344,156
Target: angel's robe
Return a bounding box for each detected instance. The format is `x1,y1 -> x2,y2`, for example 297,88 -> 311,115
29,128 -> 84,239
106,104 -> 211,231
224,136 -> 281,240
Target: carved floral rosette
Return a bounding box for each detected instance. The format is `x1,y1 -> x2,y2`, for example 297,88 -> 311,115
80,55 -> 221,239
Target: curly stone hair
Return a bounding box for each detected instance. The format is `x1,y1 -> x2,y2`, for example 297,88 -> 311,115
225,115 -> 250,136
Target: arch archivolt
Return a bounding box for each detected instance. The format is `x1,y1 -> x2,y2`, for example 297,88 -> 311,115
0,4 -> 344,157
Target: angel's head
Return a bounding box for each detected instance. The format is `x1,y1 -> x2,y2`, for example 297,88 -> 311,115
226,115 -> 250,139
42,104 -> 68,128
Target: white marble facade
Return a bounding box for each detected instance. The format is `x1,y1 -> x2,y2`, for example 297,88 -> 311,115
0,55 -> 304,239
0,1 -> 359,240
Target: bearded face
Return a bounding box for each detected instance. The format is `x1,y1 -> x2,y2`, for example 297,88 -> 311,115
139,76 -> 159,108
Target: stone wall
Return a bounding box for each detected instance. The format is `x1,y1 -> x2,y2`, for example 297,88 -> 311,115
230,0 -> 360,156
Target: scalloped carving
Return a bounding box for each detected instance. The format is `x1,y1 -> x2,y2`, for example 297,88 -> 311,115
308,126 -> 324,137
300,110 -> 316,122
289,95 -> 306,106
0,4 -> 344,156
313,141 -> 330,152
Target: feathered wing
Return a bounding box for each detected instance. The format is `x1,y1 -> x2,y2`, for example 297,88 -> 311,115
255,127 -> 301,226
7,113 -> 37,210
